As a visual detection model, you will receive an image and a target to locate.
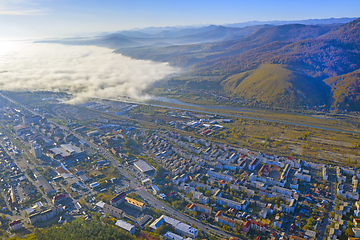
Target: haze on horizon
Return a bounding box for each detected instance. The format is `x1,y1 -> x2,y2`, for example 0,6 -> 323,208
0,0 -> 359,40
0,42 -> 179,102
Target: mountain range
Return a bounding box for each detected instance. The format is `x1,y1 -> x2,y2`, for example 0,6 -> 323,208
38,17 -> 360,110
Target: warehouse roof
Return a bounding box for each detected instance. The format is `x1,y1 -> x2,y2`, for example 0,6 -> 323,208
134,160 -> 154,173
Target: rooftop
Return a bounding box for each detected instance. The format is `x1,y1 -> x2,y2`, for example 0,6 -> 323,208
134,160 -> 155,173
111,192 -> 126,203
125,197 -> 144,208
163,231 -> 183,240
115,220 -> 134,232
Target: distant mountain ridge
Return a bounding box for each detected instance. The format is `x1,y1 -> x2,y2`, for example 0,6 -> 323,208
116,18 -> 360,110
123,17 -> 357,34
38,17 -> 360,110
224,17 -> 358,28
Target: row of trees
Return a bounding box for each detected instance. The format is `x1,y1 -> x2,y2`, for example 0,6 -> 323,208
9,219 -> 136,240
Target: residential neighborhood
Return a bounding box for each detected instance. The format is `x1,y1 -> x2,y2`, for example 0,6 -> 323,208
0,92 -> 358,240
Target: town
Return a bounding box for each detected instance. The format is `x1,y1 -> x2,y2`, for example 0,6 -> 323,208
0,91 -> 358,240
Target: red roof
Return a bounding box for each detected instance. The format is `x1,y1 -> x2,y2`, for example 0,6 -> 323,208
53,194 -> 67,201
55,166 -> 70,174
9,220 -> 21,226
243,221 -> 251,228
217,216 -> 236,224
110,192 -> 126,203
354,219 -> 360,223
249,219 -> 266,227
186,204 -> 195,210
219,180 -> 226,185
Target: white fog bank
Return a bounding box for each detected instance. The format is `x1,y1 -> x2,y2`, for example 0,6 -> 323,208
0,42 -> 179,103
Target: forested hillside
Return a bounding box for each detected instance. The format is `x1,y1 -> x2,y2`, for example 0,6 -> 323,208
116,18 -> 360,110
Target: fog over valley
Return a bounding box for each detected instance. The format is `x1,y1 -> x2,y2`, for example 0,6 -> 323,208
0,42 -> 179,103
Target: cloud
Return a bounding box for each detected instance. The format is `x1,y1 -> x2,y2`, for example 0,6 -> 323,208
0,9 -> 47,15
0,42 -> 179,103
0,0 -> 48,15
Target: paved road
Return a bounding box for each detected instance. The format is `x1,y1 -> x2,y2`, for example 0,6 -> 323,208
0,93 -> 233,239
317,168 -> 336,240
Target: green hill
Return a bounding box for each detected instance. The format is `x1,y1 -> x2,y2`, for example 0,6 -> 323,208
221,64 -> 328,107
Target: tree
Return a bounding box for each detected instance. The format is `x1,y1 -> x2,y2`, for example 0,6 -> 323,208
345,228 -> 354,237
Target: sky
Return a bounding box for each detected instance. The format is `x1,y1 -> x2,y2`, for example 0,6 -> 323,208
0,0 -> 359,39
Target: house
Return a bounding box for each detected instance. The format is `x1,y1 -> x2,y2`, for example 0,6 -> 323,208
218,180 -> 227,188
187,203 -> 212,215
195,203 -> 212,214
151,185 -> 160,195
305,229 -> 316,239
259,209 -> 267,218
294,169 -> 311,182
322,167 -> 328,181
242,221 -> 251,233
354,218 -> 360,227
207,170 -> 233,181
110,192 -> 126,207
353,228 -> 360,238
9,220 -> 23,231
244,219 -> 267,233
273,215 -> 283,229
29,206 -> 64,224
249,158 -> 259,171
215,211 -> 236,228
217,215 -> 236,228
52,194 -> 68,204
214,196 -> 248,210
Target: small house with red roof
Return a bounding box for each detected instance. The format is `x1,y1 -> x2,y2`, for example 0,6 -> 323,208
52,194 -> 68,204
9,220 -> 23,231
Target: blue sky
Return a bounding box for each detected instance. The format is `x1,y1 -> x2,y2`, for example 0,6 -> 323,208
0,0 -> 359,39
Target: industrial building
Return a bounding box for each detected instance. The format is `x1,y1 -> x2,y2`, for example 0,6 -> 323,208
133,160 -> 155,173
115,220 -> 135,235
103,203 -> 124,219
48,143 -> 84,163
150,215 -> 198,238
